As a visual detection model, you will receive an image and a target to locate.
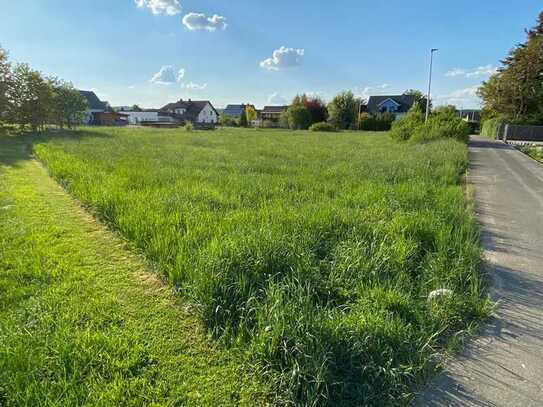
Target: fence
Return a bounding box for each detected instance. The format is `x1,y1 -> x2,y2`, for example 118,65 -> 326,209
483,120 -> 543,142
502,124 -> 543,142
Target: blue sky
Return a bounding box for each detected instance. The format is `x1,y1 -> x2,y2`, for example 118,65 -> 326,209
1,0 -> 541,109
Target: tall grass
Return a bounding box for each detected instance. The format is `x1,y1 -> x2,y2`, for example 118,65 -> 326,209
34,127 -> 489,405
480,118 -> 503,139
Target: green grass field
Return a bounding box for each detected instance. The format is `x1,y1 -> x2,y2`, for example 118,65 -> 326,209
3,126 -> 489,405
0,133 -> 268,406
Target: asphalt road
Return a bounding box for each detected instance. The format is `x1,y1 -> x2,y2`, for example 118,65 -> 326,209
416,136 -> 543,406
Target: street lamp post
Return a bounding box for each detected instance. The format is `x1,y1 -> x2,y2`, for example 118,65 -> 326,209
425,48 -> 438,123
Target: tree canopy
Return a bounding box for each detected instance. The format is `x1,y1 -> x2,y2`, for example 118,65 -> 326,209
327,91 -> 357,130
0,45 -> 87,131
292,94 -> 328,125
478,11 -> 543,124
403,89 -> 430,113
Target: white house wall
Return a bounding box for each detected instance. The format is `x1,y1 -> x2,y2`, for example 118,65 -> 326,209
197,103 -> 218,124
121,111 -> 159,125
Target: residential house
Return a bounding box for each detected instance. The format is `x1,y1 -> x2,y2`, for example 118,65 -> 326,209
367,95 -> 419,119
160,99 -> 219,125
260,105 -> 288,126
79,90 -> 108,124
222,104 -> 247,119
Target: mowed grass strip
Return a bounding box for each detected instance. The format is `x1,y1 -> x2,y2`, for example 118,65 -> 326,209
34,127 -> 490,405
0,134 -> 269,406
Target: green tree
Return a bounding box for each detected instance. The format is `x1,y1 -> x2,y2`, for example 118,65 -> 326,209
50,79 -> 87,129
285,104 -> 312,130
239,106 -> 248,127
293,94 -> 328,125
0,46 -> 11,122
478,11 -> 543,124
245,105 -> 257,125
9,63 -> 53,131
403,89 -> 430,113
327,91 -> 357,130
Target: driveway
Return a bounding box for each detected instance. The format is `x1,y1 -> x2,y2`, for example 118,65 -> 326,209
416,136 -> 543,406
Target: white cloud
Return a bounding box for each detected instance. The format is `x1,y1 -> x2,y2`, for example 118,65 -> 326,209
267,92 -> 288,105
304,91 -> 325,99
357,84 -> 391,100
181,82 -> 207,90
135,0 -> 181,15
445,64 -> 497,79
260,46 -> 304,71
182,13 -> 227,31
150,66 -> 185,85
436,86 -> 481,107
445,68 -> 467,77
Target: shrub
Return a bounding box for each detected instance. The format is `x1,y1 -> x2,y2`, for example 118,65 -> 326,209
411,111 -> 470,143
359,112 -> 395,131
309,122 -> 337,132
480,118 -> 502,139
390,105 -> 425,141
220,115 -> 239,127
285,105 -> 312,130
184,122 -> 193,132
390,106 -> 470,143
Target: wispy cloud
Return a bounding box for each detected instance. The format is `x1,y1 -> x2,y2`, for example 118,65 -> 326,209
181,82 -> 207,90
357,84 -> 391,100
135,0 -> 181,16
267,92 -> 288,105
150,66 -> 185,85
436,85 -> 481,107
445,64 -> 497,79
260,47 -> 304,71
182,13 -> 227,31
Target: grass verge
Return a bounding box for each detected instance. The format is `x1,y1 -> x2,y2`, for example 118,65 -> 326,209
517,144 -> 543,163
31,126 -> 490,405
0,134 -> 269,406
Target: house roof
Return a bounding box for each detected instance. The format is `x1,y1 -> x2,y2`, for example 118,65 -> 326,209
160,100 -> 219,121
223,104 -> 246,117
367,95 -> 418,114
262,105 -> 288,114
79,90 -> 107,111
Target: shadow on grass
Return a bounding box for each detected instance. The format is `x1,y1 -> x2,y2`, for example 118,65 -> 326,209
0,128 -> 112,169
